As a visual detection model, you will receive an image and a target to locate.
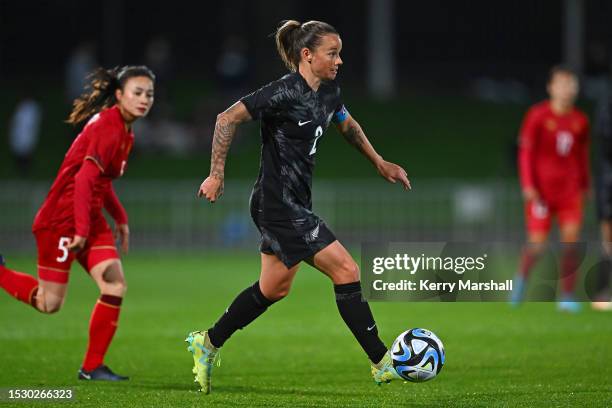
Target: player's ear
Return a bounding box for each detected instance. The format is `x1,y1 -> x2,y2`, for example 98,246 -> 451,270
301,47 -> 312,64
115,87 -> 123,102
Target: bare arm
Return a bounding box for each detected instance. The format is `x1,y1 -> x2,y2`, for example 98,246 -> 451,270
336,114 -> 383,166
198,101 -> 252,202
336,114 -> 411,190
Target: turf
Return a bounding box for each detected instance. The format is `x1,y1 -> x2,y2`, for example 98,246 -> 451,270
0,252 -> 610,407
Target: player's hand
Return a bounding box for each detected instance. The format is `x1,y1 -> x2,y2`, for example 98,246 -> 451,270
376,160 -> 411,190
114,224 -> 130,254
197,175 -> 224,203
522,187 -> 540,203
67,235 -> 87,252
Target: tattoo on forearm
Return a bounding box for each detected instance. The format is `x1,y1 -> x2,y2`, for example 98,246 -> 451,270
210,114 -> 237,179
343,121 -> 366,151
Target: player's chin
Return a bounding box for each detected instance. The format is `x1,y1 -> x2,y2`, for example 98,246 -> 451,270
327,70 -> 339,80
132,108 -> 150,119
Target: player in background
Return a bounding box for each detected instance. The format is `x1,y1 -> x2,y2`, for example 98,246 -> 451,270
511,66 -> 590,312
592,81 -> 612,311
187,20 -> 411,394
0,66 -> 155,380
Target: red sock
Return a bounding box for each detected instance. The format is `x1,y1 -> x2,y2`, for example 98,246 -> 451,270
0,265 -> 39,307
560,247 -> 579,296
82,294 -> 123,371
519,249 -> 538,279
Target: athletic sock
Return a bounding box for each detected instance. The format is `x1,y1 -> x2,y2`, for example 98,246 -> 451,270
334,281 -> 387,364
0,266 -> 39,307
207,281 -> 275,348
82,294 -> 122,371
518,248 -> 538,279
560,245 -> 579,297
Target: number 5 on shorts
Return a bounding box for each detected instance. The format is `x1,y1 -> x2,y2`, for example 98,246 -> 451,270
57,237 -> 71,262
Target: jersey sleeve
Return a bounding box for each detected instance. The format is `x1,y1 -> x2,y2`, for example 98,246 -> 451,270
518,107 -> 540,190
84,121 -> 122,172
331,85 -> 349,124
104,184 -> 128,225
332,104 -> 349,124
240,79 -> 287,120
73,159 -> 101,237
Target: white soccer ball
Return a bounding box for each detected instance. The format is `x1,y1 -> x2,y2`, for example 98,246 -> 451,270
391,328 -> 445,382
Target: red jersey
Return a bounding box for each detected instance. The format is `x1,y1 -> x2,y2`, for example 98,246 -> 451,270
518,101 -> 590,202
33,106 -> 133,236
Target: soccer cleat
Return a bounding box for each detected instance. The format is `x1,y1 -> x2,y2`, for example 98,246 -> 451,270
557,294 -> 581,313
185,330 -> 219,394
78,365 -> 129,381
371,351 -> 401,385
591,301 -> 612,311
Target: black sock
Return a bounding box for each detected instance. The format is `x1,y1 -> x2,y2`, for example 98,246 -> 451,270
334,281 -> 387,364
207,281 -> 275,348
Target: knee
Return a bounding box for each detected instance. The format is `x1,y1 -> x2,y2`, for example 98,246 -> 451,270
39,297 -> 63,314
263,282 -> 290,302
526,242 -> 546,256
102,279 -> 127,297
334,260 -> 360,284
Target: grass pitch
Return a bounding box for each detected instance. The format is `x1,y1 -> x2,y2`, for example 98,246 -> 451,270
0,252 -> 610,407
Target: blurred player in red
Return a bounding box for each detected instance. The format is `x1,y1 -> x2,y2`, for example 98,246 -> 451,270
0,66 -> 155,379
511,66 -> 590,312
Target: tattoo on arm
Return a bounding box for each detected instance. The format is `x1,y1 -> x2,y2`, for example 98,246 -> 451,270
210,113 -> 237,179
343,120 -> 366,152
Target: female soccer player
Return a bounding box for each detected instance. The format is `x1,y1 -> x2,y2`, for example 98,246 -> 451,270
511,66 -> 590,312
187,20 -> 410,393
0,65 -> 155,380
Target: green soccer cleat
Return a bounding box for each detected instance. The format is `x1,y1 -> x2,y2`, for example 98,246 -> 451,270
185,330 -> 219,394
371,351 -> 402,385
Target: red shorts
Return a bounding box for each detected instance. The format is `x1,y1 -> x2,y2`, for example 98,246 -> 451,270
35,218 -> 119,284
524,194 -> 583,234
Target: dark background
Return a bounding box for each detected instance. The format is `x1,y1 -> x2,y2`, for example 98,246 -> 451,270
1,0 -> 611,182
2,1 -> 611,84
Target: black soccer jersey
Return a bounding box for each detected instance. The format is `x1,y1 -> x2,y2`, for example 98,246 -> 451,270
241,72 -> 348,221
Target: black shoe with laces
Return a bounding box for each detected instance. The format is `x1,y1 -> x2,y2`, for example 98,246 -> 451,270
78,365 -> 129,381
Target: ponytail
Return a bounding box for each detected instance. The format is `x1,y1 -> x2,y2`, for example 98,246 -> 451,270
275,20 -> 302,72
66,67 -> 121,125
275,20 -> 339,72
66,65 -> 155,125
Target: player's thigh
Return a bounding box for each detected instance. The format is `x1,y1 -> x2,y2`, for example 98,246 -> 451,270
35,229 -> 75,285
310,240 -> 359,284
558,195 -> 583,243
77,218 -> 120,272
259,253 -> 299,300
525,200 -> 551,243
34,229 -> 74,312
